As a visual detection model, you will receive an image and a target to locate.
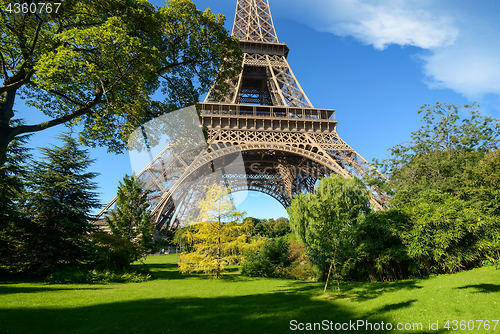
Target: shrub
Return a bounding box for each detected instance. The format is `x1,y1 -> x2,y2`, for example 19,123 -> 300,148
88,232 -> 141,271
46,267 -> 151,284
242,237 -> 291,278
349,209 -> 413,282
288,239 -> 315,281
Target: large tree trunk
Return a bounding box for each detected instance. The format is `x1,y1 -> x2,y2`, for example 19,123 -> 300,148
0,129 -> 12,167
0,87 -> 17,166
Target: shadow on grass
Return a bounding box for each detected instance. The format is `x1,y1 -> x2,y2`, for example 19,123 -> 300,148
0,289 -> 446,334
144,262 -> 245,282
338,279 -> 423,301
140,263 -> 194,280
280,279 -> 424,302
0,285 -> 107,296
456,283 -> 500,293
376,299 -> 418,313
0,273 -> 109,294
1,258 -> 448,334
142,259 -> 426,303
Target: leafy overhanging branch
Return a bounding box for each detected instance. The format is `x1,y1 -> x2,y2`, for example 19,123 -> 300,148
0,0 -> 242,165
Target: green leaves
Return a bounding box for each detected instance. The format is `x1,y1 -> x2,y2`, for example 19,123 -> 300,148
367,104 -> 500,279
400,191 -> 498,274
287,175 -> 372,281
1,0 -> 242,163
106,174 -> 154,265
375,102 -> 500,179
178,184 -> 254,278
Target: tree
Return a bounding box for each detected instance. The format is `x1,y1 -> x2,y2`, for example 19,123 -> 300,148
351,209 -> 411,282
457,149 -> 500,216
244,217 -> 291,238
266,217 -> 291,238
243,217 -> 265,236
287,174 -> 371,295
105,174 -> 154,265
0,0 -> 242,166
178,184 -> 254,278
21,133 -> 100,274
367,103 -> 500,277
0,120 -> 31,271
374,102 -> 499,193
400,190 -> 498,275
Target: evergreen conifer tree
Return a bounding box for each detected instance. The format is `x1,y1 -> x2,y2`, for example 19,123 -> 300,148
178,184 -> 254,278
105,174 -> 154,262
0,120 -> 31,272
22,133 -> 100,274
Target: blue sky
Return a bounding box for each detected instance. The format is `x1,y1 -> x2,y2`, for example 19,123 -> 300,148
16,0 -> 500,220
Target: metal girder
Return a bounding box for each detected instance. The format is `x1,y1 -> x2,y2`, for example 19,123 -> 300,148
205,0 -> 312,108
205,53 -> 313,108
232,0 -> 278,43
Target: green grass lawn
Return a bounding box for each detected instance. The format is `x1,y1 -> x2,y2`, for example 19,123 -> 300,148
1,255 -> 498,333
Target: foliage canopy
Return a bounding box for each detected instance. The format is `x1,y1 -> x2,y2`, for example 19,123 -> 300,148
0,0 -> 242,165
20,133 -> 100,274
105,174 -> 155,267
287,174 -> 371,288
374,102 -> 500,190
359,103 -> 500,280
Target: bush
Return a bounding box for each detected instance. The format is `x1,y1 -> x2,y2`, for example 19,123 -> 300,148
241,257 -> 273,277
349,209 -> 413,282
289,263 -> 315,281
346,193 -> 500,281
88,232 -> 141,271
288,239 -> 315,280
46,267 -> 151,284
400,191 -> 499,275
242,237 -> 291,278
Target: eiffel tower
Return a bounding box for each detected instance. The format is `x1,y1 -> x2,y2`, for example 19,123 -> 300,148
97,0 -> 388,231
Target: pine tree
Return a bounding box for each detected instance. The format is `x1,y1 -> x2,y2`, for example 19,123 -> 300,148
0,120 -> 31,272
22,133 -> 100,274
105,174 -> 154,263
178,184 -> 254,278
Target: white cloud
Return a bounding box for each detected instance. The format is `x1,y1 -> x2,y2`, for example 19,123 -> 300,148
321,1 -> 458,50
421,45 -> 500,100
275,0 -> 500,100
276,0 -> 458,50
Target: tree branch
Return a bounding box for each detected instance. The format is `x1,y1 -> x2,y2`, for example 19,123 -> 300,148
0,68 -> 35,93
3,47 -> 19,72
0,52 -> 8,79
11,91 -> 103,137
29,16 -> 44,55
46,88 -> 87,107
160,74 -> 184,103
157,59 -> 199,74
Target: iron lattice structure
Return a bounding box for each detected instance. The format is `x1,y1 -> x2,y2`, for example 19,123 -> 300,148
96,0 -> 388,231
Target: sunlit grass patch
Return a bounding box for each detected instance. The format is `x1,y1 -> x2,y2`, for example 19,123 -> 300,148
1,254 -> 498,333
